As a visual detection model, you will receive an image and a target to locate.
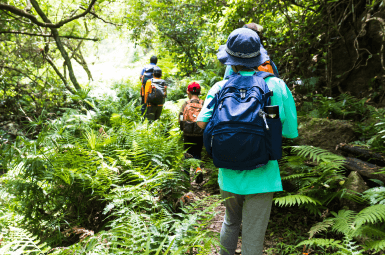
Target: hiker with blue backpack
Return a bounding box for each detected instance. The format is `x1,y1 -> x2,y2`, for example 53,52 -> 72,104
197,28 -> 298,255
140,55 -> 159,114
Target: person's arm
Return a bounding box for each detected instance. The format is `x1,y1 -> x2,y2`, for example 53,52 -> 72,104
280,80 -> 298,139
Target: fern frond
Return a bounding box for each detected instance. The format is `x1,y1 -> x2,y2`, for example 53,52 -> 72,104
355,204 -> 385,227
364,239 -> 385,252
331,209 -> 356,236
281,173 -> 310,181
354,225 -> 385,239
0,227 -> 50,254
308,218 -> 334,238
274,194 -> 321,207
362,187 -> 385,205
291,146 -> 345,164
297,238 -> 343,249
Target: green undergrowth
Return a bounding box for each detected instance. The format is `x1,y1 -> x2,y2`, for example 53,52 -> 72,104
297,93 -> 385,152
0,70 -> 225,253
1,67 -> 385,254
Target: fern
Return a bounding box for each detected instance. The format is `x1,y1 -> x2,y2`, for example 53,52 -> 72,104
354,204 -> 385,227
0,227 -> 50,254
281,173 -> 310,181
274,194 -> 321,207
278,145 -> 350,215
291,146 -> 345,165
308,218 -> 334,238
365,239 -> 385,251
305,205 -> 385,253
362,187 -> 385,205
297,238 -> 343,249
330,210 -> 356,237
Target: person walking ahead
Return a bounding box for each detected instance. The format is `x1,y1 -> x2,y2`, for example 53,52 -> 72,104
197,28 -> 298,255
140,55 -> 159,113
144,66 -> 167,122
178,81 -> 204,183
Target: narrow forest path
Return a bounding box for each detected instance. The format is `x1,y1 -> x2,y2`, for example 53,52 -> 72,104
187,167 -> 311,255
186,170 -> 245,255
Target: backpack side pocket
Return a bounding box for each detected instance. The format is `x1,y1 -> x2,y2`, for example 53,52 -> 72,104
265,118 -> 282,160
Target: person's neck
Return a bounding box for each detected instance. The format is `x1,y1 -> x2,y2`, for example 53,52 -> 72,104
189,95 -> 199,100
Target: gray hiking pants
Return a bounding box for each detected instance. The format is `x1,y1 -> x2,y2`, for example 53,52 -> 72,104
220,189 -> 274,255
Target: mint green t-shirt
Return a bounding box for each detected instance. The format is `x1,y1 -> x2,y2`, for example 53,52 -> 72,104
197,71 -> 298,195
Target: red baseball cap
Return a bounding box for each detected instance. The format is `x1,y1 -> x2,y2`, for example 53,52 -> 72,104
187,82 -> 201,92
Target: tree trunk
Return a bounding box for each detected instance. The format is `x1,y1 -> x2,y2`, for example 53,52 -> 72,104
30,0 -> 81,92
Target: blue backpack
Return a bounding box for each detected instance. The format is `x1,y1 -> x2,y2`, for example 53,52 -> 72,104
142,65 -> 157,85
203,71 -> 282,170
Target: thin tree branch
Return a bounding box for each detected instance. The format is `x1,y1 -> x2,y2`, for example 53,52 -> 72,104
0,30 -> 99,41
45,56 -> 76,94
79,6 -> 122,26
0,9 -> 35,25
289,0 -> 316,12
0,65 -> 51,88
0,0 -> 97,28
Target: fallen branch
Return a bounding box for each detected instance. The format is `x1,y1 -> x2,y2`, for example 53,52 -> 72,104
344,157 -> 385,183
337,143 -> 385,166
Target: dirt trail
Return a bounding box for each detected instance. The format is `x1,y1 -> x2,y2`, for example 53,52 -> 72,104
188,172 -> 243,255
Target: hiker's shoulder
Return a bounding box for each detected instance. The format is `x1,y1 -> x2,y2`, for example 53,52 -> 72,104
264,76 -> 293,100
265,76 -> 287,90
209,80 -> 227,94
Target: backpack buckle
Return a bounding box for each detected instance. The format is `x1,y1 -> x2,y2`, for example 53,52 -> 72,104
240,89 -> 246,99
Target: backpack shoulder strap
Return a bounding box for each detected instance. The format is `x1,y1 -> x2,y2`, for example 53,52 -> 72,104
146,65 -> 155,72
255,71 -> 276,79
253,72 -> 275,105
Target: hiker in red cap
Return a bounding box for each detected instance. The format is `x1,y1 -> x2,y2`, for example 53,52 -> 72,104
179,82 -> 205,184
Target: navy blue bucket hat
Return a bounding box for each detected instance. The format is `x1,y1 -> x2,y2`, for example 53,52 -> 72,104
217,28 -> 270,68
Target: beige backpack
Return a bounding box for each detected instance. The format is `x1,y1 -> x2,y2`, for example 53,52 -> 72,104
182,99 -> 204,136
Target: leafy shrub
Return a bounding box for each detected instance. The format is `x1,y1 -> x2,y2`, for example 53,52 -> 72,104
298,204 -> 385,254
276,146 -> 351,215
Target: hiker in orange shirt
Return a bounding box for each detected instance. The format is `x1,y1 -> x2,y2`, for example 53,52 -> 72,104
144,66 -> 167,122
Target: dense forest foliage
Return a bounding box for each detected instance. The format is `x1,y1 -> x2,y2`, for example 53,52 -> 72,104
1,0 -> 385,254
